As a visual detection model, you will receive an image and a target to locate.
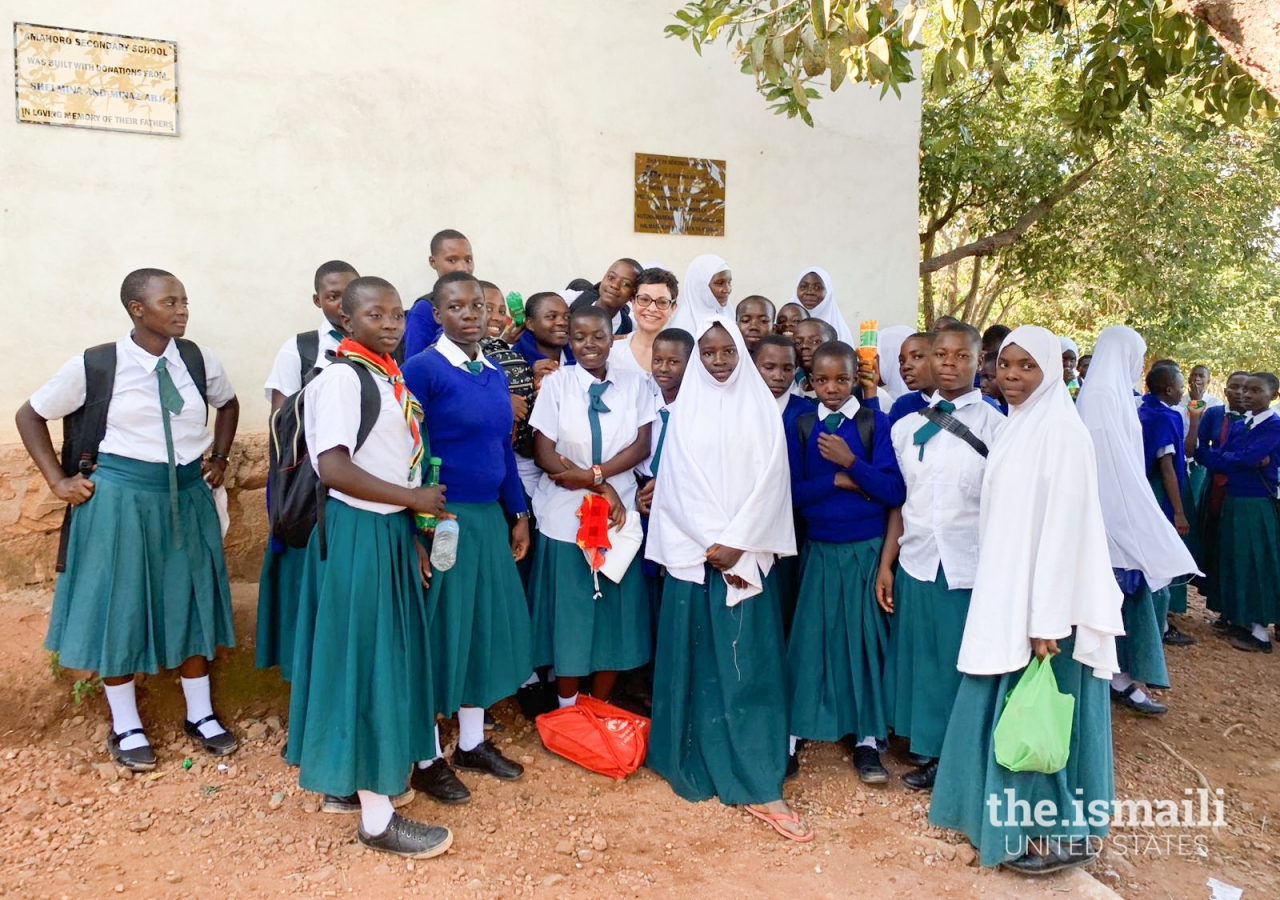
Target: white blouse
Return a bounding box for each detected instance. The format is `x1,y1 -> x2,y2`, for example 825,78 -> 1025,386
263,319 -> 343,400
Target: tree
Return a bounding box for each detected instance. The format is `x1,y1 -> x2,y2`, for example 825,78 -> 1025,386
1172,0 -> 1280,100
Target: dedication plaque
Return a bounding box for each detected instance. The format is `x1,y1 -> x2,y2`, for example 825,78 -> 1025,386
14,23 -> 178,136
634,153 -> 726,236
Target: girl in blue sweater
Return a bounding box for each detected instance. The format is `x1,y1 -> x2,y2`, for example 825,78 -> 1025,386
785,341 -> 905,783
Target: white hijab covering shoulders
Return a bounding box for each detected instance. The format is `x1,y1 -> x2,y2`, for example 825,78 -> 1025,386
791,266 -> 854,344
1060,336 -> 1080,357
1074,326 -> 1200,590
957,326 -> 1123,679
646,315 -> 796,606
878,324 -> 915,401
669,254 -> 730,336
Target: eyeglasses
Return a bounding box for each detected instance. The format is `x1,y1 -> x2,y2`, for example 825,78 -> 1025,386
633,295 -> 674,310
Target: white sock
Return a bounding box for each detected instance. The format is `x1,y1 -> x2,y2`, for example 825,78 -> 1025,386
1252,623 -> 1271,643
856,736 -> 877,749
788,735 -> 799,756
1162,618 -> 1170,635
181,675 -> 226,738
557,693 -> 578,709
1111,672 -> 1136,692
357,790 -> 395,836
104,681 -> 148,751
457,706 -> 485,752
416,725 -> 446,769
1129,686 -> 1150,704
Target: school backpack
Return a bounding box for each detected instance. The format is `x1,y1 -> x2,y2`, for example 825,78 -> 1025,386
267,357 -> 380,558
296,331 -> 321,384
56,339 -> 209,571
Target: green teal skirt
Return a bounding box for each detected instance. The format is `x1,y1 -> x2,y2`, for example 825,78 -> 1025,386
426,502 -> 531,715
286,500 -> 437,797
885,565 -> 971,759
774,553 -> 800,640
787,538 -> 888,742
528,533 -> 651,676
1184,462 -> 1209,568
45,454 -> 234,677
255,543 -> 308,682
929,635 -> 1114,867
648,564 -> 788,805
1218,496 -> 1280,627
1115,578 -> 1169,688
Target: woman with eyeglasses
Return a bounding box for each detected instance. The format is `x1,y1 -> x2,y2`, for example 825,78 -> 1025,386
611,268 -> 680,375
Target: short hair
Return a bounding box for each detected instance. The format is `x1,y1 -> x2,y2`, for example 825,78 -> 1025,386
524,291 -> 562,320
432,270 -> 480,299
777,302 -> 809,320
340,275 -> 396,316
1151,358 -> 1179,370
1145,363 -> 1182,395
636,267 -> 679,301
932,315 -> 962,331
653,327 -> 695,357
477,280 -> 501,294
314,260 -> 358,293
811,340 -> 857,370
120,267 -> 174,308
981,323 -> 1011,348
569,303 -> 612,332
737,295 -> 776,319
1079,353 -> 1093,364
430,229 -> 468,256
936,321 -> 982,351
617,258 -> 643,279
1251,372 -> 1280,393
1190,364 -> 1210,375
1227,370 -> 1251,381
812,320 -> 838,342
751,333 -> 797,361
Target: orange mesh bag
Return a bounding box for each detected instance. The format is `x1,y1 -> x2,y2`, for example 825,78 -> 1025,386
536,696 -> 650,780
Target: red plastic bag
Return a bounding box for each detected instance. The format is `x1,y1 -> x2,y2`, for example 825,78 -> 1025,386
536,696 -> 650,780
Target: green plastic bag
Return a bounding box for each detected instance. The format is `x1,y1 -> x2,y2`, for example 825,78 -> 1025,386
993,656 -> 1075,774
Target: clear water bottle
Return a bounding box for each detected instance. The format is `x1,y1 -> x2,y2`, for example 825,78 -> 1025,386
430,516 -> 459,572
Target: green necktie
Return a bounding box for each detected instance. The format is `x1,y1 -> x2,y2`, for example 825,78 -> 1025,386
328,328 -> 344,343
912,399 -> 957,460
823,413 -> 843,433
587,381 -> 612,465
155,357 -> 185,545
465,360 -> 484,375
650,408 -> 670,476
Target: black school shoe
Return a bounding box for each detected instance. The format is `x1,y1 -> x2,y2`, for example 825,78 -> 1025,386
1229,632 -> 1274,654
321,788 -> 415,815
184,714 -> 239,756
1110,684 -> 1168,716
515,681 -> 559,721
452,739 -> 524,781
410,760 -> 471,805
357,813 -> 454,859
107,728 -> 157,773
851,746 -> 889,784
1002,839 -> 1096,876
1163,625 -> 1196,646
902,759 -> 938,791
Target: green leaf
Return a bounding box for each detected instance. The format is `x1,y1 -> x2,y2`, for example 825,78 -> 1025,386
962,0 -> 981,34
868,35 -> 891,72
706,14 -> 732,40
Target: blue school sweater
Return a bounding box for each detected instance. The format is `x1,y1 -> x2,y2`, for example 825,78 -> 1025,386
785,405 -> 905,543
1198,405 -> 1241,453
781,393 -> 817,437
1196,413 -> 1280,498
889,391 -> 928,425
401,347 -> 527,514
404,293 -> 440,360
1138,394 -> 1186,520
512,331 -> 576,367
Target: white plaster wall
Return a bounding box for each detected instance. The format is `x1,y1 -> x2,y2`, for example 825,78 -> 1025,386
0,0 -> 921,440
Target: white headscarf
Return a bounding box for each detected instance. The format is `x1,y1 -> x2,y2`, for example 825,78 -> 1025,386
1074,326 -> 1199,590
669,254 -> 730,336
957,326 -> 1123,679
646,315 -> 796,606
1060,336 -> 1079,357
791,267 -> 854,344
878,325 -> 915,400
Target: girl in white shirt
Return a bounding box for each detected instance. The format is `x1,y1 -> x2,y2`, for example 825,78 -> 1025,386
16,269 -> 240,774
527,306 -> 655,707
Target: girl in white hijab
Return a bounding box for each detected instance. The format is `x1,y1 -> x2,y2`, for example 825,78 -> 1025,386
929,325 -> 1123,874
645,315 -> 808,843
877,324 -> 915,404
1075,325 -> 1199,716
669,255 -> 731,335
793,267 -> 854,345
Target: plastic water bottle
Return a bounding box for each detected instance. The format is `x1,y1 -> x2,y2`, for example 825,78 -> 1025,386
430,517 -> 459,572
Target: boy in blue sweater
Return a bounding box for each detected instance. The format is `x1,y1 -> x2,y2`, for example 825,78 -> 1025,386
1197,372 -> 1280,653
401,271 -> 532,803
785,341 -> 905,783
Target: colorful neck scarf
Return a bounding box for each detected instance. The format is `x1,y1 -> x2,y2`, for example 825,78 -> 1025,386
336,338 -> 425,475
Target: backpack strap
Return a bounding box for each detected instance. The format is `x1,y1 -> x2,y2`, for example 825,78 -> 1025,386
795,411 -> 817,480
174,338 -> 209,424
296,330 -> 320,384
854,406 -> 876,462
55,343 -> 117,572
918,404 -> 988,458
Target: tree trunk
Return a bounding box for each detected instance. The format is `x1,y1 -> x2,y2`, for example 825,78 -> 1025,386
1174,0 -> 1280,100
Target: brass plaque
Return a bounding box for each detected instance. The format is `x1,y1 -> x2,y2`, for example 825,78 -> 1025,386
634,153 -> 726,236
14,23 -> 178,135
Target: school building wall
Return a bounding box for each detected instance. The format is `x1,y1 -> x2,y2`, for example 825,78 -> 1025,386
0,0 -> 922,587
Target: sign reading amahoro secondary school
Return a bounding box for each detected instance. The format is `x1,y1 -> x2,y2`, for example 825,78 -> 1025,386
14,23 -> 178,136
634,153 -> 726,236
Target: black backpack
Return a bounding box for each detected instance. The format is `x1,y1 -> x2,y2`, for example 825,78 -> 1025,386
296,331 -> 321,383
56,339 -> 209,571
795,406 -> 876,467
267,357 -> 380,558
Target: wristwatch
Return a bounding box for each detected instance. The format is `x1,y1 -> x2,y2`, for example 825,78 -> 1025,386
591,465 -> 604,486
513,511 -> 530,520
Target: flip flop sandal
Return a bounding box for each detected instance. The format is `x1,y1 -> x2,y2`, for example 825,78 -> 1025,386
744,805 -> 815,843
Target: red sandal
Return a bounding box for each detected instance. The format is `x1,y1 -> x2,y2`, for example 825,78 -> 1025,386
744,805 -> 814,843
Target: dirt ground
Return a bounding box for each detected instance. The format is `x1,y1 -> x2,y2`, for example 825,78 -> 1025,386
0,583 -> 1275,900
